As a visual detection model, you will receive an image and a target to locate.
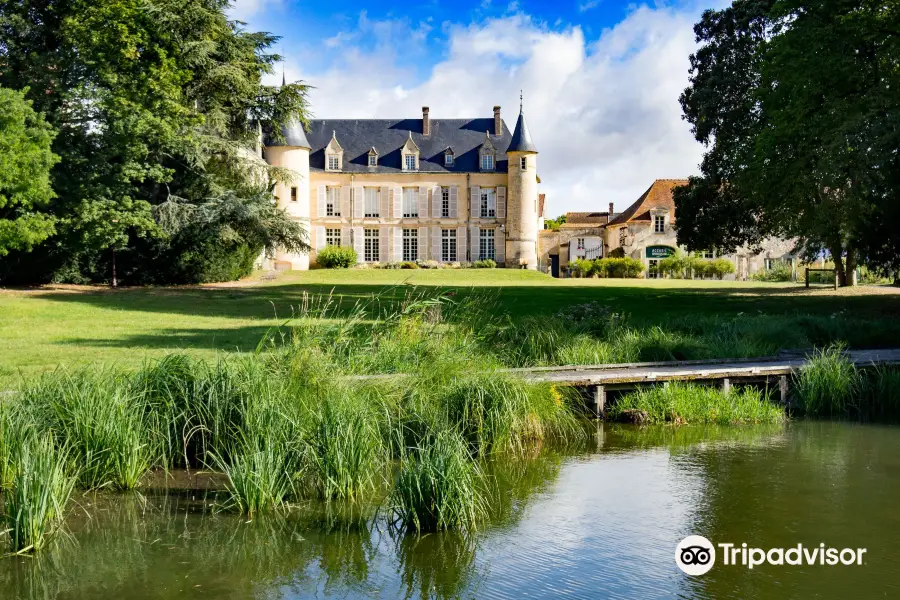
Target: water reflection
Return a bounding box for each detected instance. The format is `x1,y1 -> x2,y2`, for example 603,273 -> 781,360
4,422 -> 900,599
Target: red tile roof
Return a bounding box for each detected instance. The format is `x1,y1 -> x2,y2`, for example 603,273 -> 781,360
538,193 -> 546,217
607,179 -> 688,226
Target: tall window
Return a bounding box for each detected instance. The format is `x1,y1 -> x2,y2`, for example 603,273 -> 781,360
480,188 -> 496,218
441,187 -> 450,218
364,228 -> 379,262
479,229 -> 495,261
368,154 -> 377,167
654,215 -> 665,233
405,154 -> 417,171
328,155 -> 340,170
325,228 -> 340,247
520,156 -> 527,170
444,153 -> 453,166
290,187 -> 298,202
619,227 -> 626,247
576,238 -> 585,250
364,188 -> 379,217
402,229 -> 418,261
481,154 -> 494,170
403,188 -> 419,218
326,187 -> 341,217
441,229 -> 457,262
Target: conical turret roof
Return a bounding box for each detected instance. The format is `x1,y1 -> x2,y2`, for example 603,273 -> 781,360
507,106 -> 537,153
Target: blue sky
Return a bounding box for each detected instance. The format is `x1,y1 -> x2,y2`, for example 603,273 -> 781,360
233,0 -> 720,214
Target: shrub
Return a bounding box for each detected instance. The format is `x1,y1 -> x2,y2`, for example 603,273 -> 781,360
401,261 -> 419,269
607,247 -> 625,258
608,382 -> 785,424
708,258 -> 736,279
416,259 -> 440,269
316,246 -> 357,269
473,259 -> 496,269
597,257 -> 644,278
568,258 -> 593,278
751,262 -> 794,282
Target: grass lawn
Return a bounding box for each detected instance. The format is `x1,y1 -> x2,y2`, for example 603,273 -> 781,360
1,269 -> 898,388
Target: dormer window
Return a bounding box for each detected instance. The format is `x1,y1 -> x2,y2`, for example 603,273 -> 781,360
325,131 -> 343,172
479,131 -> 496,171
401,132 -> 420,172
445,153 -> 453,166
481,154 -> 494,171
367,147 -> 378,167
654,214 -> 666,233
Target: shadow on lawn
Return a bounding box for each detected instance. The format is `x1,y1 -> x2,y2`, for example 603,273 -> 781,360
58,326 -> 281,353
32,282 -> 900,323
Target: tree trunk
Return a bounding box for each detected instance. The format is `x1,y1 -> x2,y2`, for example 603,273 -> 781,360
829,243 -> 847,287
111,248 -> 117,288
844,246 -> 857,287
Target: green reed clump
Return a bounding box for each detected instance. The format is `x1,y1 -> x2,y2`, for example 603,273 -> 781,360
20,369 -> 152,490
0,404 -> 34,491
793,346 -> 859,417
609,382 -> 785,425
440,373 -> 582,454
856,366 -> 900,421
391,430 -> 489,533
212,442 -> 297,516
303,391 -> 385,500
1,434 -> 76,553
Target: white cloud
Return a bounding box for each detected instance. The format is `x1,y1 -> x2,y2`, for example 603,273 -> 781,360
579,0 -> 601,12
229,0 -> 281,21
278,5 -> 705,214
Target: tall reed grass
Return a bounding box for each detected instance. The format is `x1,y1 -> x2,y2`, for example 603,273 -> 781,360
793,346 -> 859,417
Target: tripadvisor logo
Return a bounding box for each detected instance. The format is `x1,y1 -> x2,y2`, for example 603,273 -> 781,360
675,536 -> 867,575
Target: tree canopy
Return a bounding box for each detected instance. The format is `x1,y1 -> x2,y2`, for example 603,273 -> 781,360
0,0 -> 311,284
0,86 -> 58,256
676,0 -> 900,285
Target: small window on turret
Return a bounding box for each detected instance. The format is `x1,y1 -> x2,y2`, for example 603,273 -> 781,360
290,187 -> 298,202
520,157 -> 527,170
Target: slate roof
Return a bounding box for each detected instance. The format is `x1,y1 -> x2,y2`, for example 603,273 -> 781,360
268,118 -> 515,173
280,120 -> 311,149
507,110 -> 537,153
607,179 -> 688,226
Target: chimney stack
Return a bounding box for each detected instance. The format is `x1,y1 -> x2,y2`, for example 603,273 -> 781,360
422,107 -> 430,136
493,106 -> 502,136
609,202 -> 614,215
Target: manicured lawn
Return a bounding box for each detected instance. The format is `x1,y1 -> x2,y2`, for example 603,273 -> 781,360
1,270 -> 897,388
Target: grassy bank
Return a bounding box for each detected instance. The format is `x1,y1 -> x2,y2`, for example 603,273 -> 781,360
1,271 -> 898,386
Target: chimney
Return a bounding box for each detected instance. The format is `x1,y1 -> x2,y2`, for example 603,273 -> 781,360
493,105 -> 502,136
422,107 -> 430,136
609,202 -> 614,215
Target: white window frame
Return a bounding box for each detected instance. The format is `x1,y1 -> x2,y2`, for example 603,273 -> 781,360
368,154 -> 377,167
441,229 -> 457,262
702,249 -> 715,259
402,228 -> 418,262
577,238 -> 585,250
481,154 -> 494,171
444,153 -> 453,166
325,228 -> 340,247
480,188 -> 496,218
364,228 -> 380,262
364,188 -> 379,218
326,187 -> 341,217
402,188 -> 419,218
327,154 -> 340,171
479,229 -> 496,261
654,215 -> 665,233
404,154 -> 417,171
441,187 -> 450,218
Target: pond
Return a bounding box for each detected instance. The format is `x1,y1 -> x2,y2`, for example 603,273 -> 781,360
2,421 -> 897,599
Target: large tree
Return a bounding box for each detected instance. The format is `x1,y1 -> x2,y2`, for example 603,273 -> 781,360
676,0 -> 900,285
0,0 -> 310,284
0,86 -> 58,256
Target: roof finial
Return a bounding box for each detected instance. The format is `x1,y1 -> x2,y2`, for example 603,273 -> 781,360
519,90 -> 523,113
332,130 -> 336,139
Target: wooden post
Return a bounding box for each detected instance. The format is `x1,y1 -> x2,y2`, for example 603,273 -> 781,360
592,385 -> 606,418
805,267 -> 809,288
834,270 -> 839,290
779,375 -> 789,404
721,378 -> 731,394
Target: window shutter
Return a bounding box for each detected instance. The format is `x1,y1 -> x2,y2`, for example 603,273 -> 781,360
432,226 -> 441,261
393,226 -> 403,261
497,186 -> 507,219
418,227 -> 427,261
471,226 -> 480,261
380,186 -> 390,218
341,226 -> 351,247
418,186 -> 428,217
352,226 -> 364,262
379,227 -> 388,263
470,185 -> 480,218
392,186 -> 402,218
431,186 -> 441,218
341,186 -> 351,218
315,226 -> 326,252
353,186 -> 364,219
457,226 -> 467,262
449,186 -> 458,218
495,229 -> 506,264
317,185 -> 326,218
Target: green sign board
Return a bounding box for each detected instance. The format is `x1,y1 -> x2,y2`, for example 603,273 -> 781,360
646,246 -> 675,259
